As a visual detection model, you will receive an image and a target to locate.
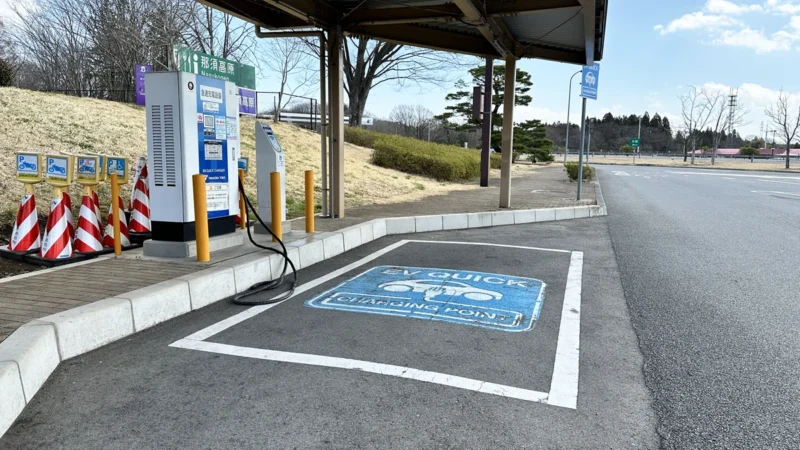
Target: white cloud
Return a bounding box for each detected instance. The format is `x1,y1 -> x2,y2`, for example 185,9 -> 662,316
706,0 -> 762,15
713,27 -> 799,52
655,12 -> 741,34
766,0 -> 800,15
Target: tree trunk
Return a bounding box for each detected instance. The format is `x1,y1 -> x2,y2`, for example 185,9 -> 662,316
786,144 -> 791,169
711,147 -> 716,165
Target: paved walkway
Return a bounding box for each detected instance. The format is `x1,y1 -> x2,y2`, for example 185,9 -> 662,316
301,165 -> 594,232
0,165 -> 594,343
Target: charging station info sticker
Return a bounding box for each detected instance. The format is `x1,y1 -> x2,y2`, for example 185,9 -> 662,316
305,266 -> 545,332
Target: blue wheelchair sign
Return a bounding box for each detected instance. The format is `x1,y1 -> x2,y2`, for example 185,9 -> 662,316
305,265 -> 546,332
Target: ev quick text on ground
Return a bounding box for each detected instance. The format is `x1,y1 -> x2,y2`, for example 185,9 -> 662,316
305,266 -> 546,332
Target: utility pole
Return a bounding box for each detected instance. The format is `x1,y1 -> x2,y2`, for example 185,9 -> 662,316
564,70 -> 581,163
727,88 -> 737,148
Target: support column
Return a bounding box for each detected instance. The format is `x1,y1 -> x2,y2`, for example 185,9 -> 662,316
480,58 -> 493,187
319,34 -> 328,217
329,28 -> 345,218
499,57 -> 516,208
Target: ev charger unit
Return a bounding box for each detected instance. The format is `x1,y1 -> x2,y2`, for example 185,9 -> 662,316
256,121 -> 286,223
145,71 -> 240,242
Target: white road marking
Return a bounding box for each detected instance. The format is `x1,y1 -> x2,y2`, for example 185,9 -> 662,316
183,240 -> 410,341
760,179 -> 800,186
722,177 -> 735,180
668,171 -> 800,181
751,190 -> 800,197
406,239 -> 572,254
547,251 -> 583,409
612,171 -> 631,176
170,338 -> 551,405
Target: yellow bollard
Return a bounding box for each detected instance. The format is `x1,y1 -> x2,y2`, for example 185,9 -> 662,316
110,174 -> 122,256
270,171 -> 282,242
305,170 -> 315,233
238,168 -> 246,230
192,174 -> 210,262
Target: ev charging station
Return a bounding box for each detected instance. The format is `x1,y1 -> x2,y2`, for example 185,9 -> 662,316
256,121 -> 286,224
143,71 -> 240,251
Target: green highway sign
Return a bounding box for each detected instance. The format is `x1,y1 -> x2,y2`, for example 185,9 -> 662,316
629,138 -> 641,147
172,46 -> 256,89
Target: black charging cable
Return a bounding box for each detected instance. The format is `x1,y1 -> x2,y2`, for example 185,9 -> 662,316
231,179 -> 298,305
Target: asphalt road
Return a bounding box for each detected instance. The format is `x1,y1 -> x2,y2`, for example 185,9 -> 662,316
1,218 -> 658,449
598,165 -> 800,449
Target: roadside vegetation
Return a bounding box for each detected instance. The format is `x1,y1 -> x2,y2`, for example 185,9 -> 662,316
564,162 -> 594,181
344,127 -> 501,181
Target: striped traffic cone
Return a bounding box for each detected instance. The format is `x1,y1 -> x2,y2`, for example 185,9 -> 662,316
7,193 -> 41,252
129,165 -> 151,233
74,191 -> 103,253
40,194 -> 73,259
62,192 -> 75,241
92,191 -> 102,227
102,195 -> 130,248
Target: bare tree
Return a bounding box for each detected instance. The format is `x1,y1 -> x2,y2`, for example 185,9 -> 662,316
260,38 -> 315,121
8,0 -> 185,99
706,89 -> 749,165
679,86 -> 716,164
389,104 -> 434,140
303,36 -> 471,126
180,3 -> 253,61
765,89 -> 800,169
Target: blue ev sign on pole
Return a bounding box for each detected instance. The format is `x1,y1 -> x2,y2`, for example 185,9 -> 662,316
305,266 -> 546,332
577,63 -> 600,200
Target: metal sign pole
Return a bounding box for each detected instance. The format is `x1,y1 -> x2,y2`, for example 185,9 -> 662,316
577,97 -> 587,201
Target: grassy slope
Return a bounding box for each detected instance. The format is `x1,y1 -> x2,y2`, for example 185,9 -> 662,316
0,87 -> 477,229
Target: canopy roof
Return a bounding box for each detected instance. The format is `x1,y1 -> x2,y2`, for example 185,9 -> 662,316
199,0 -> 608,65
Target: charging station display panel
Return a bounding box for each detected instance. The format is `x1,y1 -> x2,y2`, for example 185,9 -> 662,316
196,76 -> 230,218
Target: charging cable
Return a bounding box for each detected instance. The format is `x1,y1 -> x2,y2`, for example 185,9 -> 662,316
232,179 -> 298,305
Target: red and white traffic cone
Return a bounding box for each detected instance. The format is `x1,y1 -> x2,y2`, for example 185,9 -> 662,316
74,190 -> 103,253
62,192 -> 75,241
7,192 -> 41,252
40,193 -> 73,259
102,195 -> 130,248
129,165 -> 151,233
92,191 -> 102,227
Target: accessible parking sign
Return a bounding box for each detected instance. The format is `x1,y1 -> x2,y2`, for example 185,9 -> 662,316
305,266 -> 546,332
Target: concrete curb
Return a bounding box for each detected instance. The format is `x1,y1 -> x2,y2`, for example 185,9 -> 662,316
0,203 -> 605,437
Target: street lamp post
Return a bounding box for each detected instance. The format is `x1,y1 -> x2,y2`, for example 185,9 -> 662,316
564,70 -> 581,164
637,115 -> 643,161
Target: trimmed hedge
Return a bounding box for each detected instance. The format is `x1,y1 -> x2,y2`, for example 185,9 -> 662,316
564,162 -> 594,181
345,126 -> 503,182
344,126 -> 380,148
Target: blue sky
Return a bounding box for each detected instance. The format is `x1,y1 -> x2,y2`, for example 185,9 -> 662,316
358,0 -> 799,139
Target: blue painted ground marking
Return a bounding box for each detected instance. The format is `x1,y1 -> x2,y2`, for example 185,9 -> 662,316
305,266 -> 546,332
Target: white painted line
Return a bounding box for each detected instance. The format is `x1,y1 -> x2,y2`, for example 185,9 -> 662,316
170,339 -> 550,404
182,240 -> 411,341
759,179 -> 800,186
750,190 -> 800,197
667,171 -> 800,181
0,254 -> 113,284
405,239 -> 572,254
547,251 -> 583,409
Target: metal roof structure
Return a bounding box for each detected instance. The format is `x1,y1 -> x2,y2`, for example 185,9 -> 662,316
199,0 -> 608,65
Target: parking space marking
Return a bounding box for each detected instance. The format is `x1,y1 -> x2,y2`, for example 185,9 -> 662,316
172,239 -> 584,409
170,339 -> 550,403
547,251 -> 584,409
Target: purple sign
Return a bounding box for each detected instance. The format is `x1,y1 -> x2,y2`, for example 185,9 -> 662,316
135,64 -> 152,106
238,87 -> 257,116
